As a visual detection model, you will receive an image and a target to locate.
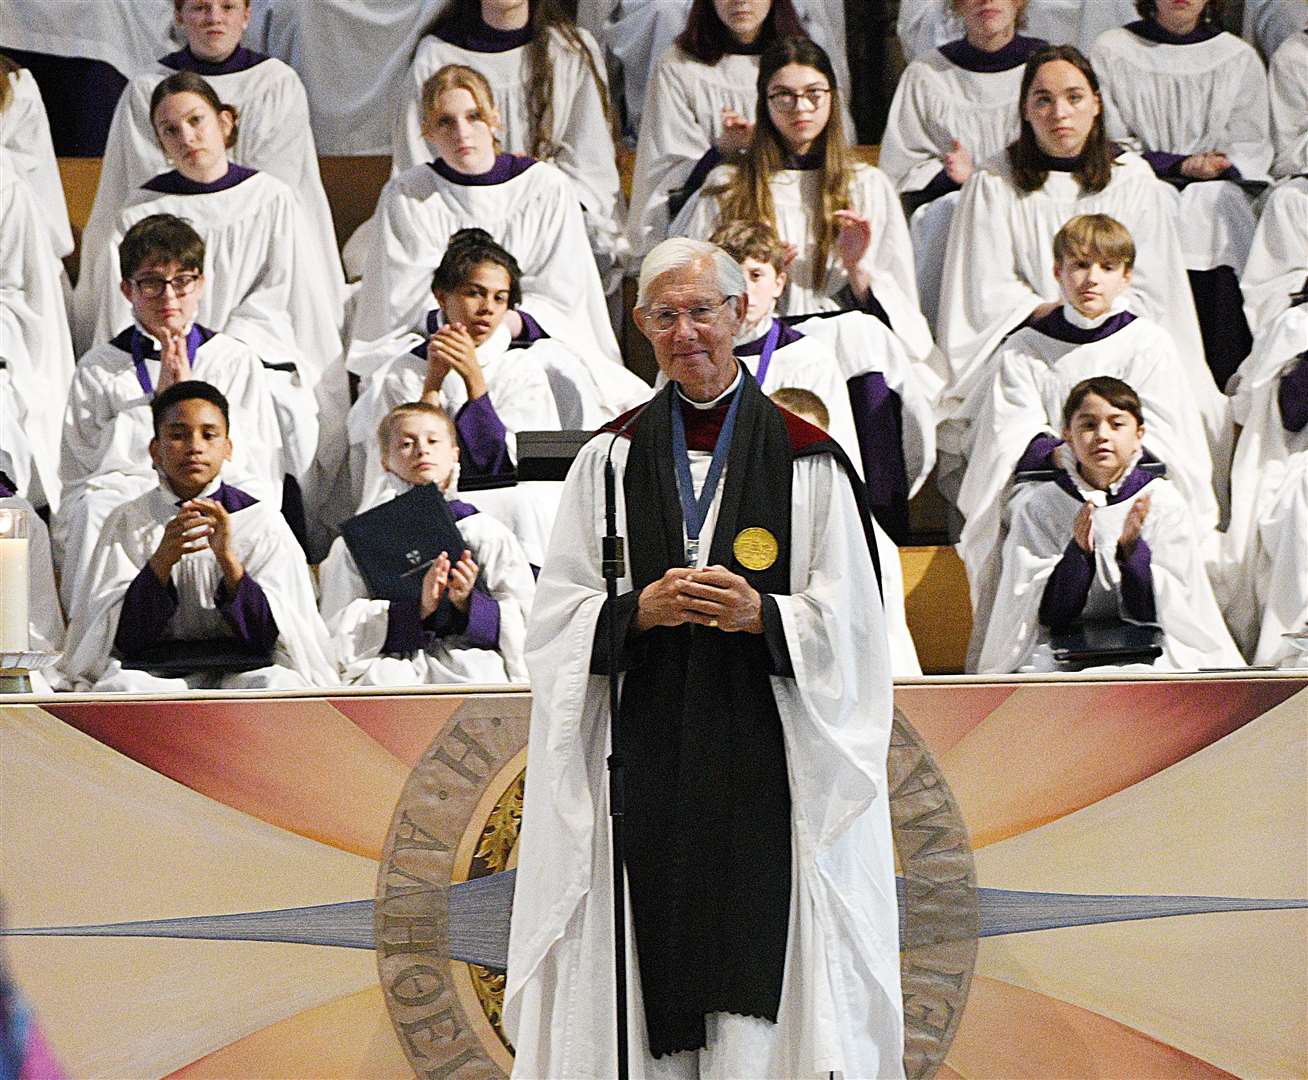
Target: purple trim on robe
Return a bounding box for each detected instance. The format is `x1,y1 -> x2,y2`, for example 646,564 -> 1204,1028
215,572 -> 280,654
461,588 -> 501,649
383,597 -> 426,654
1032,148 -> 1085,174
430,153 -> 536,187
1039,539 -> 1095,628
0,476 -> 13,498
1143,149 -> 1188,177
434,11 -> 533,52
1126,18 -> 1221,45
114,565 -> 178,655
1054,466 -> 1157,506
830,283 -> 895,335
455,394 -> 513,479
1116,537 -> 1157,623
938,34 -> 1047,72
142,162 -> 258,195
1029,307 -> 1136,345
513,309 -> 549,345
1278,356 -> 1308,433
783,151 -> 824,171
914,167 -> 962,201
159,45 -> 270,75
734,318 -> 803,356
119,324 -> 214,394
1016,431 -> 1063,473
181,482 -> 259,514
671,147 -> 724,217
448,499 -> 480,520
847,371 -> 911,544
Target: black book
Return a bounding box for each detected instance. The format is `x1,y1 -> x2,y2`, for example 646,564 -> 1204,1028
122,638 -> 273,674
339,484 -> 468,603
1050,618 -> 1164,666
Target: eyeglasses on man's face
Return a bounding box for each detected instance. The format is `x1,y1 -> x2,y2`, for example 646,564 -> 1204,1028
641,296 -> 734,333
766,87 -> 832,112
130,272 -> 202,299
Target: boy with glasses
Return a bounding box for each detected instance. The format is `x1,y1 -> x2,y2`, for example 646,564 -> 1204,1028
54,213 -> 283,612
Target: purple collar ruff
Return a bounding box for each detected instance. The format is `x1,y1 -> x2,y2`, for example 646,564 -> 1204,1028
1031,307 -> 1136,345
159,44 -> 269,76
436,12 -> 532,52
1126,18 -> 1221,45
430,153 -> 536,186
142,162 -> 257,195
939,34 -> 1046,73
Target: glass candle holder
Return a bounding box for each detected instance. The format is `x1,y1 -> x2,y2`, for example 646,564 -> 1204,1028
0,506 -> 30,653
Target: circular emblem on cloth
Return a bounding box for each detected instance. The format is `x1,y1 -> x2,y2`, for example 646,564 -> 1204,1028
733,527 -> 779,571
377,698 -> 977,1079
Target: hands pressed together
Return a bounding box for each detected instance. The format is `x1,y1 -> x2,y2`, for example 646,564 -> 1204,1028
149,498 -> 244,590
1072,493 -> 1152,557
424,324 -> 488,402
419,548 -> 479,619
154,330 -> 193,393
634,564 -> 764,635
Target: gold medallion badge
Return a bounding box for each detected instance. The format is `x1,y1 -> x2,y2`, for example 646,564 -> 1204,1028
733,527 -> 779,571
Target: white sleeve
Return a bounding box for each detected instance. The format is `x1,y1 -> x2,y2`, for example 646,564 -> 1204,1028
877,62 -> 948,193
1224,47 -> 1274,179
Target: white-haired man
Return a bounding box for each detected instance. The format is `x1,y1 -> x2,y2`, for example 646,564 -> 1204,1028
505,238 -> 904,1078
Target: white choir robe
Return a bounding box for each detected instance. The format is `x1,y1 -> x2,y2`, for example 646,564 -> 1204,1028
880,46 -> 1031,331
318,483 -> 536,686
1216,306 -> 1308,656
1250,452 -> 1308,666
348,322 -> 561,511
60,479 -> 339,692
0,67 -> 73,258
245,0 -> 447,155
676,162 -> 934,364
934,151 -> 1224,437
0,493 -> 66,693
956,308 -> 1218,666
897,0 -> 1137,61
53,329 -> 284,613
82,51 -> 343,321
1241,177 -> 1308,336
347,158 -> 620,381
0,0 -> 178,79
1242,0 -> 1306,60
591,0 -> 849,135
392,28 -> 623,280
1269,31 -> 1308,177
1091,27 -> 1269,274
0,147 -> 75,511
504,433 -> 904,1080
979,464 -> 1243,674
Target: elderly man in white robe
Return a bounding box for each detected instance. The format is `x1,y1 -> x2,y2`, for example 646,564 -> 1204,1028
504,237 -> 904,1079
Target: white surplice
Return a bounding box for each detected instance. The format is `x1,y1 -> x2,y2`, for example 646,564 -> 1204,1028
897,0 -> 1137,61
504,431 -> 904,1080
82,53 -> 343,318
347,159 -> 620,380
934,150 -> 1221,433
1250,450 -> 1308,666
392,27 -> 623,277
318,479 -> 535,686
956,308 -> 1217,666
53,329 -> 284,612
0,0 -> 178,78
1268,30 -> 1308,177
1091,27 -> 1268,273
0,147 -> 75,512
0,67 -> 73,258
60,478 -> 338,691
676,162 -> 934,363
1241,177 -> 1308,336
979,460 -> 1243,674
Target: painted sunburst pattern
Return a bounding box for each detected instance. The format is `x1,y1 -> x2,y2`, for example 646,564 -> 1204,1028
1,676 -> 1305,1078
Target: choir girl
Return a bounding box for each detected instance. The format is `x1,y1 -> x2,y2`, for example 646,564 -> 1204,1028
349,64 -> 620,383
934,45 -> 1220,437
957,214 -> 1215,663
880,0 -> 1047,327
626,0 -> 813,261
319,401 -> 536,686
1241,177 -> 1308,337
60,380 -> 337,692
1217,302 -> 1308,655
0,54 -> 74,259
1090,0 -> 1269,387
0,482 -> 65,692
978,376 -> 1242,673
1268,23 -> 1308,177
676,36 -> 932,363
392,0 -> 622,283
83,0 -> 342,315
55,215 -> 284,613
0,145 -> 75,514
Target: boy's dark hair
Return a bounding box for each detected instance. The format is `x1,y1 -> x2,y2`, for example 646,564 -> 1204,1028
431,228 -> 523,307
120,214 -> 205,282
1062,375 -> 1145,428
151,380 -> 230,435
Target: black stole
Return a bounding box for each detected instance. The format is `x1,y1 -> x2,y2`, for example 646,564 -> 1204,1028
619,375 -> 794,1057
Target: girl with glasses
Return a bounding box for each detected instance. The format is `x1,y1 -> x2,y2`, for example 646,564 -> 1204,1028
674,36 -> 932,364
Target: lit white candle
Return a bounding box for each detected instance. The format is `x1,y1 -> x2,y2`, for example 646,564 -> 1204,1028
0,508 -> 30,654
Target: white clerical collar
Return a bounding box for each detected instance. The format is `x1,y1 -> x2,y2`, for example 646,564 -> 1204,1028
675,365 -> 743,409
134,319 -> 196,348
733,311 -> 775,347
159,471 -> 223,502
1061,300 -> 1125,330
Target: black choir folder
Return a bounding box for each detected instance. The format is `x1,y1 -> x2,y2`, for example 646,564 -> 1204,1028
340,483 -> 468,603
